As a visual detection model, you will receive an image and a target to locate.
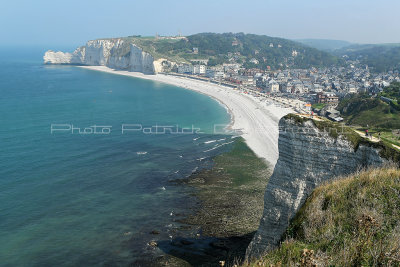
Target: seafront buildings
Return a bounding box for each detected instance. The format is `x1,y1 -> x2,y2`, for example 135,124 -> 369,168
171,59 -> 399,113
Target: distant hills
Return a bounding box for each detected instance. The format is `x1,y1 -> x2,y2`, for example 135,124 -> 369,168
295,39 -> 400,72
334,44 -> 400,72
295,38 -> 353,52
334,42 -> 400,54
129,33 -> 343,70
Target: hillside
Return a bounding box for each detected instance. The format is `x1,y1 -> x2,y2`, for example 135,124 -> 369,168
246,167 -> 400,266
338,83 -> 400,129
334,44 -> 400,72
295,38 -> 353,51
124,33 -> 342,70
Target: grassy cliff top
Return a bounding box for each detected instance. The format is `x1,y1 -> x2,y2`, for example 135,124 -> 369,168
246,167 -> 400,266
284,113 -> 400,164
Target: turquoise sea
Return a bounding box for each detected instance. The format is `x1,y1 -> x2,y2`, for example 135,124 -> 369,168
0,47 -> 232,265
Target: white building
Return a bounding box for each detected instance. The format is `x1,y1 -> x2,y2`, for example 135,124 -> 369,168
206,68 -> 225,79
193,65 -> 206,75
177,64 -> 193,74
313,84 -> 324,92
249,58 -> 259,65
294,82 -> 304,94
223,63 -> 240,74
347,84 -> 357,94
269,79 -> 280,93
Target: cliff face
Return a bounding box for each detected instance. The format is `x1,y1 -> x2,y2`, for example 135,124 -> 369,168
43,39 -> 155,74
246,116 -> 387,259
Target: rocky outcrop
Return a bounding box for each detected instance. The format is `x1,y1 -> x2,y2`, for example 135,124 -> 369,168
43,39 -> 155,74
43,51 -> 73,64
246,115 -> 388,259
129,44 -> 155,74
82,39 -> 116,66
43,47 -> 85,65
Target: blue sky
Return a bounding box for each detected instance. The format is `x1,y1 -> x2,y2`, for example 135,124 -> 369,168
1,0 -> 399,47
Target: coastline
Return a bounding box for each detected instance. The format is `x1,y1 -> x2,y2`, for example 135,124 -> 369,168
79,66 -> 292,166
160,137 -> 271,266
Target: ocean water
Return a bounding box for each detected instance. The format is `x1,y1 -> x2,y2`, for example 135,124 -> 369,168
0,47 -> 232,266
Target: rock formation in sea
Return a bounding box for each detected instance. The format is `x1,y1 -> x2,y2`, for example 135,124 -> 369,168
43,39 -> 156,74
246,114 -> 395,259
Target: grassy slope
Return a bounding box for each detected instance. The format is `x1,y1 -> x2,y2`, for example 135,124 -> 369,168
338,94 -> 400,129
337,84 -> 400,146
246,167 -> 400,266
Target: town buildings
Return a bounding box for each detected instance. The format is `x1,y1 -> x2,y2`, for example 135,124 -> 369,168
171,58 -> 399,106
316,92 -> 339,104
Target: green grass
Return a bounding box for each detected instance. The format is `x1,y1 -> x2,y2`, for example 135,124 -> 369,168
380,132 -> 400,147
284,113 -> 400,163
284,114 -> 362,148
246,167 -> 400,266
347,106 -> 400,128
380,82 -> 400,102
311,103 -> 326,109
352,127 -> 400,151
338,89 -> 400,129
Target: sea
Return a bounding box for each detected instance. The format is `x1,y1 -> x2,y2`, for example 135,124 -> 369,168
0,46 -> 233,266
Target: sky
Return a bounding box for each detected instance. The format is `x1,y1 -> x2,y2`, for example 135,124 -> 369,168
0,0 -> 399,47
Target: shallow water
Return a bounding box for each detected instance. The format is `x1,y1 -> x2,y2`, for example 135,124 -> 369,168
0,47 -> 232,266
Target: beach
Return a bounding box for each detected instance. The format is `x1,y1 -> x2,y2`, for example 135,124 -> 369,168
80,66 -> 293,166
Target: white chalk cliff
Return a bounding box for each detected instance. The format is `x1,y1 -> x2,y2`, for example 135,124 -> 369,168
246,115 -> 389,259
44,39 -> 155,74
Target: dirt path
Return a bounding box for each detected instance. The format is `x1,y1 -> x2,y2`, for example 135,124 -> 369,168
295,113 -> 324,121
353,129 -> 400,151
294,114 -> 400,151
354,130 -> 380,143
392,144 -> 400,150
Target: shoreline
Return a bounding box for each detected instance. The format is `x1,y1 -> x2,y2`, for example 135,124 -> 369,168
161,137 -> 271,266
79,66 -> 293,166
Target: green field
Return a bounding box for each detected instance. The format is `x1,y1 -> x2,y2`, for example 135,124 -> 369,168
311,103 -> 326,109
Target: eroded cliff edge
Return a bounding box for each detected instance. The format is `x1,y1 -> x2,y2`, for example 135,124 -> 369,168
246,114 -> 400,259
43,39 -> 156,74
